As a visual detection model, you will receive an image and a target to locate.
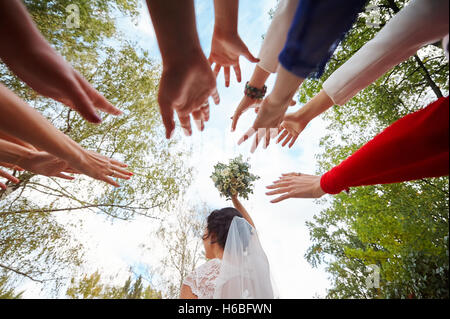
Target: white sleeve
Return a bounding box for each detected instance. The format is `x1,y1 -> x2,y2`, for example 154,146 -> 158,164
257,0 -> 300,74
323,0 -> 449,106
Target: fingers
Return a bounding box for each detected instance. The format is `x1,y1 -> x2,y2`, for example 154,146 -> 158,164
213,64 -> 221,78
250,128 -> 270,153
0,162 -> 24,171
68,80 -> 102,124
233,64 -> 241,83
192,109 -> 205,132
63,167 -> 81,174
211,88 -> 220,105
108,169 -> 131,180
266,181 -> 292,189
265,187 -> 290,196
238,127 -> 256,145
108,158 -> 128,168
262,128 -> 271,150
281,172 -> 302,178
178,113 -> 192,136
250,133 -> 259,153
75,72 -> 122,116
231,111 -> 241,132
0,169 -> 20,184
288,135 -> 299,148
281,134 -> 293,147
251,128 -> 278,152
201,103 -> 210,122
159,103 -> 175,139
277,129 -> 289,144
224,67 -> 230,87
270,193 -> 292,204
243,47 -> 260,63
100,175 -> 120,187
55,172 -> 75,180
109,164 -> 132,177
231,101 -> 247,132
289,100 -> 296,106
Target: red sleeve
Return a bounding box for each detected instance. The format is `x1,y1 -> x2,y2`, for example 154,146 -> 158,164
320,97 -> 449,194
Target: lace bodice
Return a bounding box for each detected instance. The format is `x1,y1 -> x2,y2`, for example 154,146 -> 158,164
183,258 -> 221,299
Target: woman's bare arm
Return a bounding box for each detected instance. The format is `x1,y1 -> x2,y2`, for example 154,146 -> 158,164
231,195 -> 255,228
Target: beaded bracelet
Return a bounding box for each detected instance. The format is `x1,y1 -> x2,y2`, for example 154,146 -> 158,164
244,82 -> 267,100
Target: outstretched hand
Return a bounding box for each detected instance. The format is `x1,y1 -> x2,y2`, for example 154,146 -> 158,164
0,0 -> 121,124
209,29 -> 259,87
231,96 -> 262,132
237,95 -> 293,153
8,54 -> 121,124
276,112 -> 310,148
232,96 -> 295,134
16,151 -> 77,180
265,172 -> 325,203
158,52 -> 220,138
70,150 -> 132,187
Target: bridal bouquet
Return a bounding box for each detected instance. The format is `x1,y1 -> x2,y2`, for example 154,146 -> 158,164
210,155 -> 260,200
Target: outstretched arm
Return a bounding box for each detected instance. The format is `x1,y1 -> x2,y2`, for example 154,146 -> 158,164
238,0 -> 367,151
266,97 -> 449,202
0,138 -> 75,180
0,83 -> 131,186
145,0 -> 219,137
231,195 -> 255,228
278,0 -> 449,148
231,0 -> 300,131
238,65 -> 304,152
209,0 -> 259,87
0,0 -> 121,123
277,89 -> 334,148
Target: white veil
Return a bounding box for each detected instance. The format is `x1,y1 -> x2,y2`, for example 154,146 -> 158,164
213,217 -> 278,299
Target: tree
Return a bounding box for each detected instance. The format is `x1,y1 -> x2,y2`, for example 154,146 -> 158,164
0,0 -> 191,294
66,270 -> 162,299
301,0 -> 449,298
0,274 -> 23,299
144,201 -> 209,298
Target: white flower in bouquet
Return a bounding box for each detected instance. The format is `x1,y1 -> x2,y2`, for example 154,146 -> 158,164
210,155 -> 260,200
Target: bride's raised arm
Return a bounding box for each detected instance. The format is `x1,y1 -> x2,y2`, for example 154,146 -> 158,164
231,194 -> 255,229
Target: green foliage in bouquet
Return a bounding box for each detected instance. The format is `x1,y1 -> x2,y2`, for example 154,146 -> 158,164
210,155 -> 260,200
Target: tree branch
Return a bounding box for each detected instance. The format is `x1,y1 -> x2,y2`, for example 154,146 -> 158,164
413,54 -> 444,99
0,203 -> 162,219
0,263 -> 43,283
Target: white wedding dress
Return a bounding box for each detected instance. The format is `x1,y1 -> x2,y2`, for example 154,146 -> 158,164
183,258 -> 222,299
183,217 -> 277,299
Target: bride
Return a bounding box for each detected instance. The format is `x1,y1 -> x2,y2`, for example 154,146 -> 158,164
179,194 -> 277,299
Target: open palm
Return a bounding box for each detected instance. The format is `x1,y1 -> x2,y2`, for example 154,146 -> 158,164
209,30 -> 258,87
276,113 -> 310,148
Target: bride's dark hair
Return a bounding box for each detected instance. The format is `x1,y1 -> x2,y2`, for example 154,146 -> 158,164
203,207 -> 243,249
